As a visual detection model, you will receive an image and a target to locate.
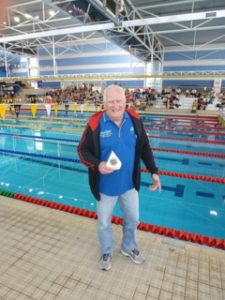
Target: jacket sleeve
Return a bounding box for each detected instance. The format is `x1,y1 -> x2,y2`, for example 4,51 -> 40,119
77,125 -> 101,170
140,120 -> 158,175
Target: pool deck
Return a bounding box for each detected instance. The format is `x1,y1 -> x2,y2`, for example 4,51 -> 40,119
0,196 -> 225,300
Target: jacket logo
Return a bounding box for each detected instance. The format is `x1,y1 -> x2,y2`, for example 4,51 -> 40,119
100,130 -> 112,138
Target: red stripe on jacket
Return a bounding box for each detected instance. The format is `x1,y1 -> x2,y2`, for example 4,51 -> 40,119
77,126 -> 95,170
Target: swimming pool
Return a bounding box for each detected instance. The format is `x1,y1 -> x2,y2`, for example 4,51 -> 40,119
0,112 -> 225,246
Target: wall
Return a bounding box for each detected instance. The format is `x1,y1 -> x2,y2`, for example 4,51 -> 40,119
162,48 -> 225,89
38,38 -> 145,88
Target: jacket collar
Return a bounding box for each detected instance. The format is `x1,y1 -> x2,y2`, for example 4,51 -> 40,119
88,108 -> 140,131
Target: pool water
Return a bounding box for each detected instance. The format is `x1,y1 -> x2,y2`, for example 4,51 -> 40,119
0,113 -> 225,240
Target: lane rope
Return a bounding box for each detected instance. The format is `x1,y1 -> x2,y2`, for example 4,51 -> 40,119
141,168 -> 225,184
0,148 -> 224,183
152,147 -> 225,159
148,134 -> 225,145
1,133 -> 224,158
146,127 -> 225,136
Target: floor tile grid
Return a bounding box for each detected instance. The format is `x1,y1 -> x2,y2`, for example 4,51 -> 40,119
0,196 -> 225,300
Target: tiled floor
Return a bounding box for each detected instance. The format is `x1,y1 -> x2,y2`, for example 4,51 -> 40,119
0,196 -> 225,300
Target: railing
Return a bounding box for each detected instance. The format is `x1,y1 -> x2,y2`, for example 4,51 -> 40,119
1,72 -> 225,83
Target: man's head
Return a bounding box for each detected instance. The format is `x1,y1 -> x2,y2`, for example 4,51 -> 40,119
103,85 -> 126,122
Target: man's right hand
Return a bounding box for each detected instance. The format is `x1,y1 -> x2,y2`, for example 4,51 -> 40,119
98,161 -> 115,174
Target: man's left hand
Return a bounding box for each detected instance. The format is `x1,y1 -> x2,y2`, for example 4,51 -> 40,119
149,174 -> 161,192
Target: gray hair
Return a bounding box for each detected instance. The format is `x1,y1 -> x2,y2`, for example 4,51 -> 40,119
103,84 -> 126,103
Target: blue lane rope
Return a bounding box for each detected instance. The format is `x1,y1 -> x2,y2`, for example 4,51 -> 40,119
0,132 -> 79,143
0,148 -> 80,163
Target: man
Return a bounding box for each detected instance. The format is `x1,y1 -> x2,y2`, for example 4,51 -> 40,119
78,84 -> 161,271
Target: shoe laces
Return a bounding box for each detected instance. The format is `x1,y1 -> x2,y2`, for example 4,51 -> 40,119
132,249 -> 140,256
102,254 -> 110,261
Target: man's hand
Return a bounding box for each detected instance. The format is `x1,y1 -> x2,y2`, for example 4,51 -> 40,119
98,161 -> 115,174
149,174 -> 161,192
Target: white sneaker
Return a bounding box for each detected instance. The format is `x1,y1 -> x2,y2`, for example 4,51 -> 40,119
99,253 -> 112,271
121,248 -> 145,264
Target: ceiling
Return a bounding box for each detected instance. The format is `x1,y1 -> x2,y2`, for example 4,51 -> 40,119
0,0 -> 225,62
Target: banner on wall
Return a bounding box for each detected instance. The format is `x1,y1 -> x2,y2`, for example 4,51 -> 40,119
31,104 -> 37,118
0,103 -> 6,120
54,103 -> 59,116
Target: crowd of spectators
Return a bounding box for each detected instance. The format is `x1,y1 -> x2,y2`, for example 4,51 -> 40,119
26,85 -> 159,111
1,83 -> 225,112
161,87 -> 225,111
161,88 -> 181,109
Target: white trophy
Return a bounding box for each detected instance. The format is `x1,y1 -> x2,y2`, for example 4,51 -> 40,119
106,151 -> 122,170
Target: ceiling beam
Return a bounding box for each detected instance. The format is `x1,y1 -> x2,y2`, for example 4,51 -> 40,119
136,25 -> 225,36
164,43 -> 225,52
135,0 -> 206,10
9,0 -> 42,8
1,9 -> 225,43
122,9 -> 225,27
0,22 -> 114,43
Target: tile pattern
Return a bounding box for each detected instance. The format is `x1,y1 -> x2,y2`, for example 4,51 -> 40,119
0,196 -> 225,300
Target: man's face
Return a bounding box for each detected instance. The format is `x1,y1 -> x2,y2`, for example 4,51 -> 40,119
104,89 -> 126,122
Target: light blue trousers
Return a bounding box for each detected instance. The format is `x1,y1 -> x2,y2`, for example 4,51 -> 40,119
97,188 -> 139,254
